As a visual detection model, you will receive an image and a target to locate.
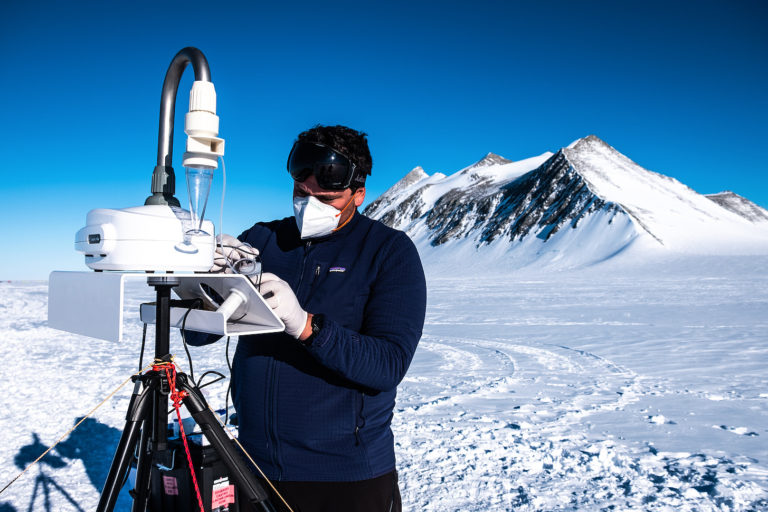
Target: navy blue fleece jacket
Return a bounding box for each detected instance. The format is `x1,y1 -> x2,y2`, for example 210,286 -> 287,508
189,211 -> 426,482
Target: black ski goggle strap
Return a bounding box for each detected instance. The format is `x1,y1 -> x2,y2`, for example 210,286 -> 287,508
287,141 -> 360,190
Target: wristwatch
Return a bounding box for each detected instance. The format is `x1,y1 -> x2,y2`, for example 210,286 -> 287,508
301,313 -> 324,347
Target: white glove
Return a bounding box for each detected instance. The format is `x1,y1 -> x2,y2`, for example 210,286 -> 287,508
259,272 -> 309,339
211,234 -> 260,273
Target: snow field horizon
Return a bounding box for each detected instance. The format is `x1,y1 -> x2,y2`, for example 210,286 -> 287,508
0,254 -> 766,510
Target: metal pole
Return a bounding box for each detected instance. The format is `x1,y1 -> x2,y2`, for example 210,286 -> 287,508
149,277 -> 179,452
156,47 -> 210,169
146,47 -> 212,207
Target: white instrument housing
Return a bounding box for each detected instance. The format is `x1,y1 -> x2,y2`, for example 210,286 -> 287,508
75,205 -> 214,271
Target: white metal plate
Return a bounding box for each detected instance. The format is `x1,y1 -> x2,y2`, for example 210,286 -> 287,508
139,274 -> 285,336
48,271 -> 129,342
48,271 -> 284,342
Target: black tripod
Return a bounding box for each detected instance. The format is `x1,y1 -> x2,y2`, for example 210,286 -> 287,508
96,276 -> 275,512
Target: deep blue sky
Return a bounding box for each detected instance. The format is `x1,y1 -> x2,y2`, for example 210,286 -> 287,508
2,0 -> 767,279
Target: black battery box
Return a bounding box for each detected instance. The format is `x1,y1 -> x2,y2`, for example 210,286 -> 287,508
149,434 -> 240,512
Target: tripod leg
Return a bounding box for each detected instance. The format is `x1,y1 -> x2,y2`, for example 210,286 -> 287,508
130,418 -> 152,512
97,379 -> 156,512
47,474 -> 87,512
26,475 -> 41,512
42,475 -> 50,512
175,373 -> 276,512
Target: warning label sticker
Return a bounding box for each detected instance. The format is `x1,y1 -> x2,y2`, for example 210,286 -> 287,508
163,475 -> 178,496
212,476 -> 236,509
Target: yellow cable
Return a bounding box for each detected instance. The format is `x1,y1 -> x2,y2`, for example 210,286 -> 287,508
0,363 -> 154,496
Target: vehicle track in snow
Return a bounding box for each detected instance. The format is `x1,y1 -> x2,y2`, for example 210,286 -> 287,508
399,335 -> 638,425
395,334 -> 767,511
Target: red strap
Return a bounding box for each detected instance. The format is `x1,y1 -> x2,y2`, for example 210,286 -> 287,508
154,362 -> 205,512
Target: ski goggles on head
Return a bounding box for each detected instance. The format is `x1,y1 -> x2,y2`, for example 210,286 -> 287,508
287,140 -> 359,190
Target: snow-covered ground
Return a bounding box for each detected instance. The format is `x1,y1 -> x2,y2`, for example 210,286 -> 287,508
1,254 -> 767,511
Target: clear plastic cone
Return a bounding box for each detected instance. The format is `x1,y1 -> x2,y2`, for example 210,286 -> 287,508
185,166 -> 214,235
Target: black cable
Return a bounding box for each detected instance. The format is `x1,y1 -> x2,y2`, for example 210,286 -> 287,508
139,322 -> 148,372
216,242 -> 260,275
216,240 -> 260,425
179,298 -> 204,383
225,336 -> 233,373
196,370 -> 226,389
225,336 -> 232,425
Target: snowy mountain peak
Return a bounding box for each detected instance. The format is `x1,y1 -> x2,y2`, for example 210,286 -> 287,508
373,166 -> 430,198
567,133 -> 606,148
397,166 -> 430,188
565,135 -> 631,164
364,135 -> 768,266
363,166 -> 434,227
463,152 -> 512,170
706,191 -> 768,223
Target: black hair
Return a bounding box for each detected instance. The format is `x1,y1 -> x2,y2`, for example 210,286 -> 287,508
295,125 -> 372,189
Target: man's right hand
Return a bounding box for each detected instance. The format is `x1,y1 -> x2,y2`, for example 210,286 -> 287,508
259,273 -> 310,339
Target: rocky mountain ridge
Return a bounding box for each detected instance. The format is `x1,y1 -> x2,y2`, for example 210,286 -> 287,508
706,191 -> 768,223
364,136 -> 768,264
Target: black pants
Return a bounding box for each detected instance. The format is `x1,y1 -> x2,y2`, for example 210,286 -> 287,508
241,471 -> 401,512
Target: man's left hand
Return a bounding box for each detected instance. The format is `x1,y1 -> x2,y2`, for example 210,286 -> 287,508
259,273 -> 311,339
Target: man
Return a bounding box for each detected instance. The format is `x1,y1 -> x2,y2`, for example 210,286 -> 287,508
193,125 -> 426,511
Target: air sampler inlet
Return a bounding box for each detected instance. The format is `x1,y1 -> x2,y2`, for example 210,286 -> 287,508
74,47 -> 224,271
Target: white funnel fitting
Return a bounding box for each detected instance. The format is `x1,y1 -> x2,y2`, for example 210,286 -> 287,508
183,81 -> 225,170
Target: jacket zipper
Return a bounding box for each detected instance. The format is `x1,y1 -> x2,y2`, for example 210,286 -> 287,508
269,243 -> 315,481
310,264 -> 322,295
268,241 -> 317,479
295,241 -> 312,294
267,240 -> 313,480
266,359 -> 281,479
354,393 -> 366,446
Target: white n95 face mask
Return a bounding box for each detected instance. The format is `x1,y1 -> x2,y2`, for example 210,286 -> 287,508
293,195 -> 344,239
